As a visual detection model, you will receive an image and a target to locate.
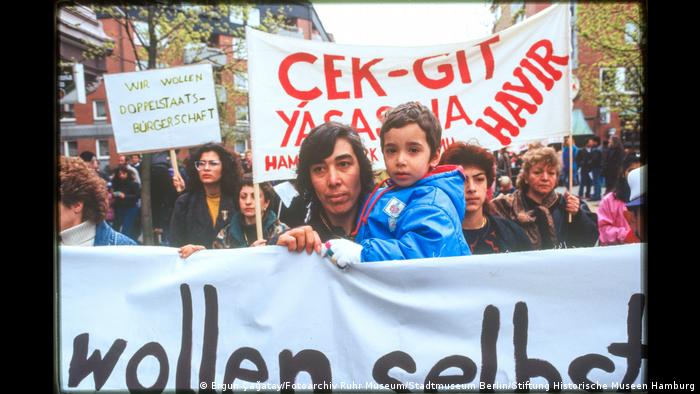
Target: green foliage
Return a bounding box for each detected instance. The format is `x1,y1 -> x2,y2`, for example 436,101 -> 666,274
576,3 -> 644,121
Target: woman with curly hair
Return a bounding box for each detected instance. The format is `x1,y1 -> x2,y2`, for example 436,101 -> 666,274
59,156 -> 136,246
490,146 -> 598,250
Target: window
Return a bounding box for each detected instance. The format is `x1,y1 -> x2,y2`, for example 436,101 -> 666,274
235,140 -> 246,154
601,67 -> 638,94
96,139 -> 110,160
234,73 -> 248,91
93,100 -> 107,120
625,22 -> 638,44
510,2 -> 524,23
599,107 -> 610,124
247,8 -> 260,27
229,9 -> 244,24
236,105 -> 249,125
233,39 -> 247,60
60,103 -> 75,121
63,141 -> 78,157
133,21 -> 150,46
493,6 -> 502,22
600,68 -> 622,93
624,67 -> 639,93
230,7 -> 260,27
132,21 -> 167,47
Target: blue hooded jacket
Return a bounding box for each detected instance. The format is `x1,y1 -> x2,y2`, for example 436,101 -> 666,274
353,165 -> 471,262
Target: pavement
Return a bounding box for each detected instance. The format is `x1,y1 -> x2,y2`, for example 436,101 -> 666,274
555,185 -> 601,213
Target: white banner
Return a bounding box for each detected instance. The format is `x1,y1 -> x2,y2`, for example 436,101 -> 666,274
104,64 -> 222,154
247,5 -> 571,182
59,244 -> 645,392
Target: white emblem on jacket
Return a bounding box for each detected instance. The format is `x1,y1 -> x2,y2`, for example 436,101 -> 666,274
383,197 -> 406,232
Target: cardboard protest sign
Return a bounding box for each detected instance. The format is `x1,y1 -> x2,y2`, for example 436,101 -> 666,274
104,64 -> 221,154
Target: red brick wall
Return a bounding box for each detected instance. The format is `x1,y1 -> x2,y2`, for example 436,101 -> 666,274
297,18 -> 312,40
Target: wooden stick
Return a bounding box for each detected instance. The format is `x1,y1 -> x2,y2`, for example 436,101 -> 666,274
568,135 -> 573,223
254,183 -> 263,241
169,149 -> 181,179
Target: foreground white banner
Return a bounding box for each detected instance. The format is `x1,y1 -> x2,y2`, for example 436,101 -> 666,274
104,64 -> 222,154
247,4 -> 571,182
59,244 -> 645,392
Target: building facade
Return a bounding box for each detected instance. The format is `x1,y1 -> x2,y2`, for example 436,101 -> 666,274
58,2 -> 332,172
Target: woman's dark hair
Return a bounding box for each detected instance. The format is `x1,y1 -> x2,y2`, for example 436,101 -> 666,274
239,176 -> 274,204
439,142 -> 496,188
185,142 -> 242,197
114,165 -> 135,182
614,154 -> 641,202
296,122 -> 375,212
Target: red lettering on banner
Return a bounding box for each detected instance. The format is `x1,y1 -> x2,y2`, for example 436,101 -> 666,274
440,137 -> 456,153
475,107 -> 520,146
476,35 -> 500,80
474,38 -> 568,146
278,155 -> 289,169
324,110 -> 343,123
387,69 -> 409,77
265,155 -> 277,171
324,54 -> 350,100
277,110 -> 300,147
265,155 -> 299,171
352,108 -> 376,140
376,106 -> 391,122
494,91 -> 537,128
295,111 -> 316,147
375,106 -> 391,136
413,54 -> 454,89
504,67 -> 543,105
352,57 -> 386,98
278,53 -> 322,101
430,98 -> 440,124
456,50 -> 472,84
520,58 -> 554,91
526,39 -> 568,83
368,147 -> 379,162
444,95 -> 473,129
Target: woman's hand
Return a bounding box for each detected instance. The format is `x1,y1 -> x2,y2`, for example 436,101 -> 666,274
178,244 -> 205,259
563,192 -> 580,215
276,226 -> 322,254
251,239 -> 267,247
172,173 -> 185,193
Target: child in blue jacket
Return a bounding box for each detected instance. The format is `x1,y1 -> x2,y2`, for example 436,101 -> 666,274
322,102 -> 471,266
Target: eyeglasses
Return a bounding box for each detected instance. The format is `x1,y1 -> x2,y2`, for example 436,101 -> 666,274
195,160 -> 222,170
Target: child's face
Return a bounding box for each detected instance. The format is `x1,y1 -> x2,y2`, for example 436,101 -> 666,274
462,165 -> 488,214
382,123 -> 439,187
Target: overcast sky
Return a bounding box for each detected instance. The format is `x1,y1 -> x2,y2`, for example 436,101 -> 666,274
312,2 -> 495,47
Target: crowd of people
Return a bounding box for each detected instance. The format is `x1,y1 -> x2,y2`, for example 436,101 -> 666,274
59,101 -> 645,266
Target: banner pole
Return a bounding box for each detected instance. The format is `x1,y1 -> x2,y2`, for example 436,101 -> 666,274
169,149 -> 184,193
568,134 -> 573,223
254,183 -> 264,241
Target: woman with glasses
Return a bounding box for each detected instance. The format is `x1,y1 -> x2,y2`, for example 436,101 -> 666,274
170,142 -> 242,249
